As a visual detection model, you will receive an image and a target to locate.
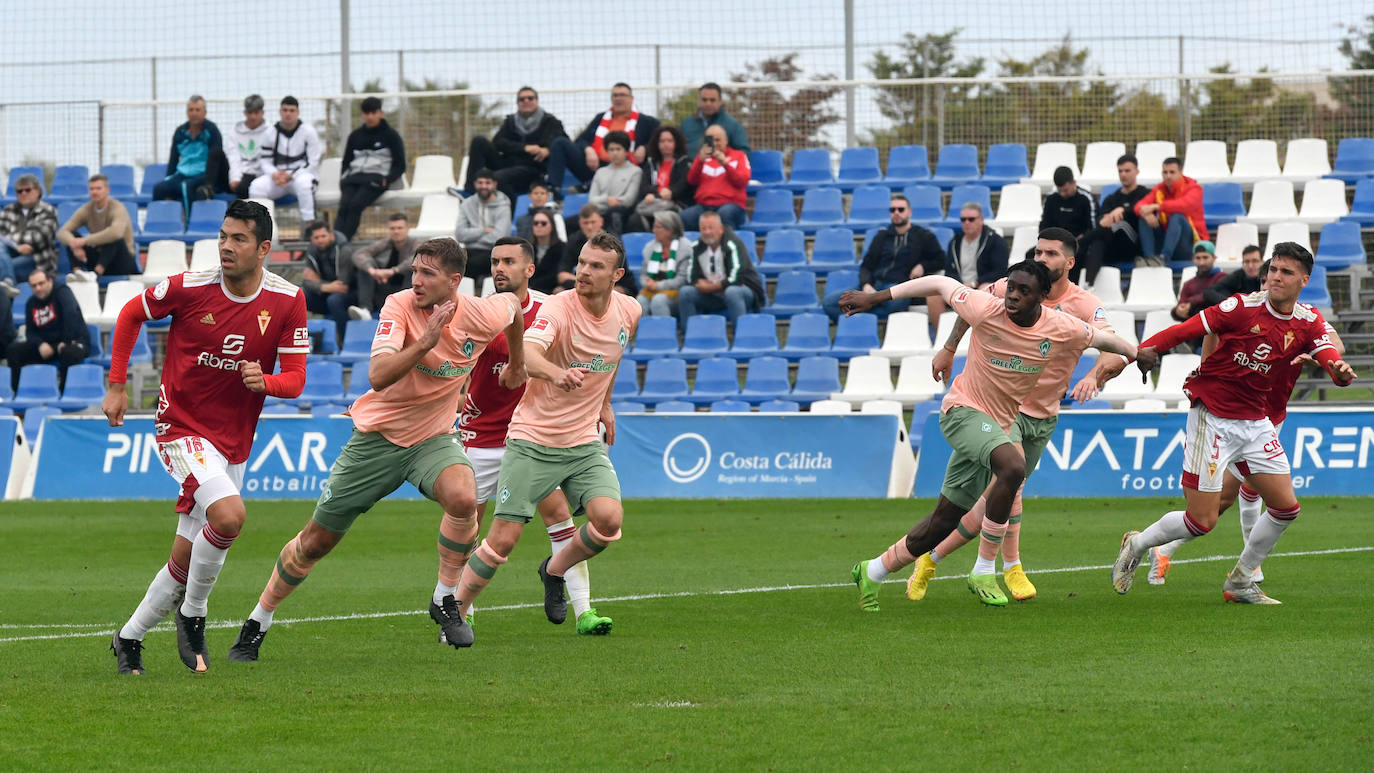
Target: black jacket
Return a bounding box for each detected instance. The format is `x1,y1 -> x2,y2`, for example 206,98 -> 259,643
681,229 -> 765,305
303,233 -> 349,293
1202,267 -> 1262,307
859,225 -> 945,287
530,241 -> 566,295
636,156 -> 694,208
341,119 -> 406,185
24,284 -> 88,347
1040,190 -> 1096,237
944,226 -> 1010,287
491,113 -> 569,165
1099,186 -> 1150,230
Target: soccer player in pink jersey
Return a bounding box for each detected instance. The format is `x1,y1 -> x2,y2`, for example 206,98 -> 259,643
1112,243 -> 1357,603
105,200 -> 309,675
906,228 -> 1134,603
840,259 -> 1139,610
452,231 -> 641,644
226,238 -> 525,659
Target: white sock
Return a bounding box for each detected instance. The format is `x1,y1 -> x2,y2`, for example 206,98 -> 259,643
928,549 -> 944,565
1002,559 -> 1021,571
1240,512 -> 1292,571
249,603 -> 275,631
1134,511 -> 1194,557
433,581 -> 456,606
972,556 -> 996,575
548,519 -> 592,617
119,564 -> 186,641
1157,536 -> 1191,559
1238,492 -> 1263,543
180,525 -> 235,618
866,557 -> 889,582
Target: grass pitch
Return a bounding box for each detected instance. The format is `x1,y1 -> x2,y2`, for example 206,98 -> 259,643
2,496 -> 1372,770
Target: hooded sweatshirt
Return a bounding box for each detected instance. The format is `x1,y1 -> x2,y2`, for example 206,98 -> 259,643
454,192 -> 512,252
224,119 -> 271,180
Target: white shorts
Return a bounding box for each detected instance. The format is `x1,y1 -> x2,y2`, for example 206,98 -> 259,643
1226,419 -> 1285,480
1183,405 -> 1289,493
158,436 -> 246,541
466,445 -> 506,506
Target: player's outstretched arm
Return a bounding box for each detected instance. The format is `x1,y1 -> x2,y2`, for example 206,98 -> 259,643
1089,327 -> 1137,362
525,342 -> 589,391
368,301 -> 456,391
839,275 -> 960,316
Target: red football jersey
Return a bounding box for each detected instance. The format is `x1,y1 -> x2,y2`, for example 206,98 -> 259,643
141,269 -> 310,463
1262,318 -> 1337,426
457,290 -> 544,448
1185,293 -> 1335,420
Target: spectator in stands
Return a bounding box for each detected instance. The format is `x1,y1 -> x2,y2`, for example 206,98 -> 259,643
822,194 -> 944,319
1039,166 -> 1094,244
559,204 -> 638,296
153,95 -> 223,212
1135,156 -> 1207,266
57,173 -> 139,282
1075,153 -> 1150,285
631,125 -> 694,232
1172,241 -> 1227,323
334,96 -> 406,240
214,94 -> 270,199
1202,244 -> 1263,308
544,83 -> 660,196
0,173 -> 59,293
929,202 -> 1008,320
250,96 -> 323,235
462,86 -> 568,204
348,212 -> 418,319
675,210 -> 763,328
7,269 -> 89,392
0,290 -> 14,357
514,181 -> 554,240
527,208 -> 565,294
454,168 -> 512,285
301,221 -> 354,345
587,131 -> 642,234
680,125 -> 750,230
680,82 -> 750,154
636,210 -> 693,317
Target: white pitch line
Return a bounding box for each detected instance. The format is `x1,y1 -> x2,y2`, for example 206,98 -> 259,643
3,545 -> 1370,644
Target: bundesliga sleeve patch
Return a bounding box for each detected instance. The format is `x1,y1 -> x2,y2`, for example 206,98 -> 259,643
376,320 -> 396,340
530,317 -> 552,334
952,288 -> 970,303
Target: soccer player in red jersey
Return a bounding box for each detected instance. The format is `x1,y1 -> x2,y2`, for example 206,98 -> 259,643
1112,243 -> 1356,603
104,200 -> 308,674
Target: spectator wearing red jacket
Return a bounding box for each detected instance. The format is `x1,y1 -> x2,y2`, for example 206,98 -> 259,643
1134,156 -> 1208,265
680,125 -> 750,230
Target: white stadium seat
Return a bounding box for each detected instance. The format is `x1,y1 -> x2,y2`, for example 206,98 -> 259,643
1296,178 -> 1349,229
1213,222 -> 1260,268
1230,139 -> 1282,186
1023,142 -> 1080,193
374,173 -> 412,206
1262,221 -> 1312,262
860,399 -> 904,417
1280,138 -> 1331,184
1099,366 -> 1152,403
1178,266 -> 1196,287
246,197 -> 280,244
870,311 -> 931,359
1009,225 -> 1039,265
1079,141 -> 1127,189
69,281 -> 102,323
98,279 -> 146,329
808,399 -> 852,414
933,311 -> 971,355
189,239 -> 219,272
1238,180 -> 1298,229
1104,309 -> 1138,345
1123,398 -> 1169,412
1134,140 -> 1177,187
409,194 -> 461,238
1153,354 -> 1201,403
1087,265 -> 1124,306
989,183 -> 1042,230
407,155 -> 458,197
1117,266 -> 1176,316
141,239 -> 188,285
832,355 -> 894,404
1182,140 -> 1230,184
314,157 -> 342,209
891,355 -> 945,405
1140,309 -> 1177,342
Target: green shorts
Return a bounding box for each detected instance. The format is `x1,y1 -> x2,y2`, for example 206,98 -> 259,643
938,406 -> 1014,510
1010,413 -> 1058,476
493,438 -> 620,524
312,430 -> 472,534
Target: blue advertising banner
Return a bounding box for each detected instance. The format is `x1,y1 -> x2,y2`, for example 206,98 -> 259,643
29,416 -> 425,500
610,414 -> 898,498
914,409 -> 1374,498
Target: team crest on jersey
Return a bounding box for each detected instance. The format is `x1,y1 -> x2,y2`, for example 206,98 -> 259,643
1038,338 -> 1051,357
1282,331 -> 1295,351
499,487 -> 510,504
462,337 -> 475,358
257,309 -> 271,334
1093,307 -> 1107,322
618,327 -> 628,349
153,278 -> 170,300
1220,297 -> 1238,312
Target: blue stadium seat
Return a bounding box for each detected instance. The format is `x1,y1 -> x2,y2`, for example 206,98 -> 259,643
653,400 -> 695,413
560,168 -> 580,193
790,355 -> 842,405
122,201 -> 141,239
638,357 -> 689,402
11,364 -> 61,410
94,164 -> 136,202
1314,221 -> 1365,270
55,201 -> 84,270
621,232 -> 654,270
1299,265 -> 1332,308
137,201 -> 185,245
824,268 -> 860,296
795,188 -> 845,233
884,145 -> 932,186
48,165 -> 91,204
710,399 -> 751,413
11,284 -> 31,328
757,398 -> 800,412
939,184 -> 993,229
903,184 -> 945,225
1075,399 -> 1112,410
310,403 -> 342,419
95,326 -> 152,368
763,270 -> 823,317
831,313 -> 880,359
611,400 -> 646,414
55,363 -> 106,412
835,147 -> 882,192
626,315 -> 678,362
735,229 -> 760,265
739,356 -> 791,404
929,144 -> 980,189
1326,137 -> 1374,184
23,405 -> 61,445
614,358 -> 638,396
562,192 -> 589,216
980,143 -> 1030,188
305,319 -> 338,355
729,314 -> 781,358
1203,183 -> 1246,228
809,227 -> 857,273
930,227 -> 955,252
907,399 -> 942,450
1343,178 -> 1374,226
759,229 -> 807,276
2,166 -> 44,205
689,356 -> 742,405
748,150 -> 786,190
678,315 -> 730,361
289,360 -> 346,407
330,319 -> 379,365
0,366 -> 11,400
0,406 -> 11,417
261,403 -> 298,415
747,188 -> 797,234
344,371 -> 371,402
183,199 -> 228,241
1097,184 -> 1121,206
83,323 -> 103,364
131,163 -> 166,206
787,148 -> 835,192
512,193 -> 531,223
847,185 -> 892,230
780,313 -> 832,360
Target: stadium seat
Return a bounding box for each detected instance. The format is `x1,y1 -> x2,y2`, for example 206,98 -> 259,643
314,158 -> 342,210
1296,178 -> 1349,228
884,145 -> 932,186
795,188 -> 845,233
932,312 -> 971,354
1314,221 -> 1366,270
871,310 -> 931,360
183,199 -> 228,241
54,363 -> 105,412
808,399 -> 851,414
1117,266 -> 1176,316
343,370 -> 370,402
832,355 -> 893,404
638,357 -> 689,402
823,268 -> 861,298
1098,362 -> 1152,403
1281,138 -> 1331,184
1072,398 -> 1112,410
611,401 -> 646,414
748,150 -> 786,190
763,270 -> 823,317
903,184 -> 944,225
3,166 -> 45,204
1096,184 -> 1121,208
129,162 -> 166,207
929,226 -> 955,253
1133,140 -> 1177,187
1122,398 -> 1169,412
410,194 -> 462,238
688,356 -> 741,405
1213,222 -> 1260,265
188,239 -> 219,271
757,398 -> 800,413
1153,354 -> 1201,403
678,315 -> 730,361
1326,137 -> 1374,184
906,399 -> 941,450
929,144 -> 980,189
1299,265 -> 1332,309
939,184 -> 993,229
305,319 -> 338,355
23,405 -> 61,446
11,284 -> 31,328
835,147 -> 883,191
891,355 -> 944,404
710,399 -> 751,413
310,403 -> 343,419
137,201 -> 185,245
1104,309 -> 1138,345
626,316 -> 679,362
860,228 -> 881,257
408,155 -> 458,197
790,355 -> 842,405
1085,266 -> 1125,309
0,366 -> 11,400
989,183 -> 1041,230
330,319 -> 379,365
260,403 -> 298,415
561,192 -> 589,218
739,356 -> 791,404
787,148 -> 835,192
1182,140 -> 1230,184
288,360 -> 346,408
729,314 -> 781,359
511,193 -> 531,225
1261,221 -> 1311,262
846,185 -> 892,230
733,229 -> 760,266
747,188 -> 797,233
780,313 -> 832,360
980,143 -> 1030,188
830,313 -> 880,360
141,240 -> 188,284
1202,183 -> 1246,228
97,280 -> 148,329
1238,180 -> 1298,228
620,232 -> 653,270
805,227 -> 855,273
652,400 -> 695,413
1078,141 -> 1128,189
10,364 -> 61,410
70,285 -> 102,333
613,358 -> 637,396
1023,142 -> 1079,192
758,229 -> 807,276
1140,309 -> 1176,342
1344,178 -> 1374,227
1229,139 -> 1282,186
1009,225 -> 1038,263
48,165 -> 90,203
95,326 -> 153,369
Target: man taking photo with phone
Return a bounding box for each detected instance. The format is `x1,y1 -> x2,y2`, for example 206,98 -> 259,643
679,125 -> 750,230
